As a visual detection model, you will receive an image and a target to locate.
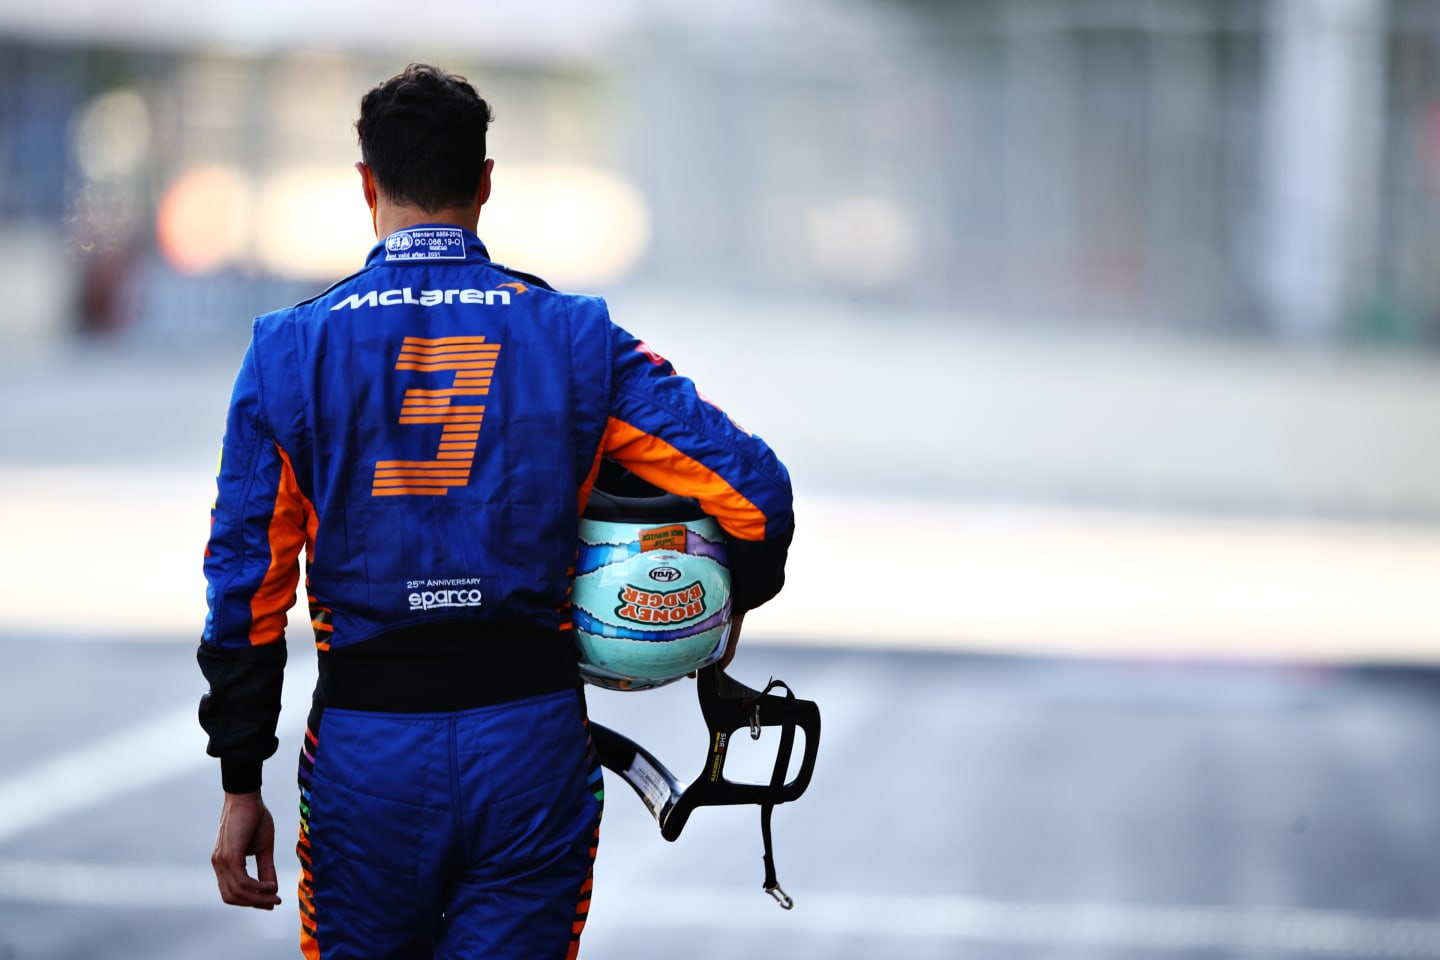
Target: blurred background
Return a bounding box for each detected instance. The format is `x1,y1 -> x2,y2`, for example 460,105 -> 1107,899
9,0 -> 1440,348
2,0 -> 1440,958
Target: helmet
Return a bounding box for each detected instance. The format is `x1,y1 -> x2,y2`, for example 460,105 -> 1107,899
572,463 -> 732,690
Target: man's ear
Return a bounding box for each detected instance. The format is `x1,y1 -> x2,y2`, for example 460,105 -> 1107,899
478,158 -> 494,209
356,161 -> 379,235
356,161 -> 379,205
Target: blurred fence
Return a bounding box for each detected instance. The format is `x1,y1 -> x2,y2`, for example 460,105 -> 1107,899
1,0 -> 1440,346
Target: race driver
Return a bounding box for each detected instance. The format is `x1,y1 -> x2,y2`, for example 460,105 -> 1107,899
197,63 -> 794,960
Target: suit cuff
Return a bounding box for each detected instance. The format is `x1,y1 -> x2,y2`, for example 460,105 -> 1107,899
220,757 -> 263,795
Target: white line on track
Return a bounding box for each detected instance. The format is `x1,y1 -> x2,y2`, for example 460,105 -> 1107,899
592,888 -> 1440,957
0,858 -> 218,908
0,664 -> 313,845
0,705 -> 206,845
4,862 -> 1440,958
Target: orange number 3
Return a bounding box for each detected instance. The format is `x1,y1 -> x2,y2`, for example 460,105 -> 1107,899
371,336 -> 502,496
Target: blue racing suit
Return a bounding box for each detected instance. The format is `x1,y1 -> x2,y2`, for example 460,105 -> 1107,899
197,225 -> 794,959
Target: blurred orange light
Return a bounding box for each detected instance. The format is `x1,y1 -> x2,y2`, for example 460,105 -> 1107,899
156,166 -> 252,274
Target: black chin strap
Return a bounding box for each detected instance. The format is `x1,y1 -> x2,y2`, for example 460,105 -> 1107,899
756,678 -> 798,908
590,666 -> 821,908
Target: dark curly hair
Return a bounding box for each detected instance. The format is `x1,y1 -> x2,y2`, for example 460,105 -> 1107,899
356,64 -> 494,213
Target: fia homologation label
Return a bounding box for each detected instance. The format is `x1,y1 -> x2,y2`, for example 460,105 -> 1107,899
385,227 -> 467,261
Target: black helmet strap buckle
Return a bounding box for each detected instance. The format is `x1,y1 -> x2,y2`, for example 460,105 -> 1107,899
590,665 -> 821,908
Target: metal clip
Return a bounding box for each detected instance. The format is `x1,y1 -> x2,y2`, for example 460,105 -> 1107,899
764,883 -> 794,910
749,703 -> 762,740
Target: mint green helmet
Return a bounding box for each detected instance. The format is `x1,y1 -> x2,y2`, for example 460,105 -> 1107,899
572,466 -> 732,691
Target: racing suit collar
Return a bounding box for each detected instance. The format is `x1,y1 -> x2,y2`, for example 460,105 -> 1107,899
365,224 -> 491,266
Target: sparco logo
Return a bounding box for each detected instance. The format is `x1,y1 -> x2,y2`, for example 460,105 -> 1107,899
649,566 -> 682,583
408,588 -> 483,611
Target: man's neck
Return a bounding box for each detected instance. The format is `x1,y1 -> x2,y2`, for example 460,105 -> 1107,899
374,202 -> 479,240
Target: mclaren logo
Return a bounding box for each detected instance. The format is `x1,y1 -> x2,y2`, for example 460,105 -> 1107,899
330,282 -> 529,311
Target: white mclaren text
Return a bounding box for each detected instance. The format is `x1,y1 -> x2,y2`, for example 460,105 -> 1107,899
331,288 -> 512,311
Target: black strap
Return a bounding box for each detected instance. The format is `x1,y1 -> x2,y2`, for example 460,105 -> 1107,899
590,667 -> 820,908
757,679 -> 796,909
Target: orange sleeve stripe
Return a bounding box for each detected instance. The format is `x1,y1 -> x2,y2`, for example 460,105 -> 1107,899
602,418 -> 768,540
247,444 -> 314,646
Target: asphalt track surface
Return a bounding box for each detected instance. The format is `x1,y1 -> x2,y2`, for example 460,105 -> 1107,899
3,324 -> 1440,958
6,637 -> 1440,959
